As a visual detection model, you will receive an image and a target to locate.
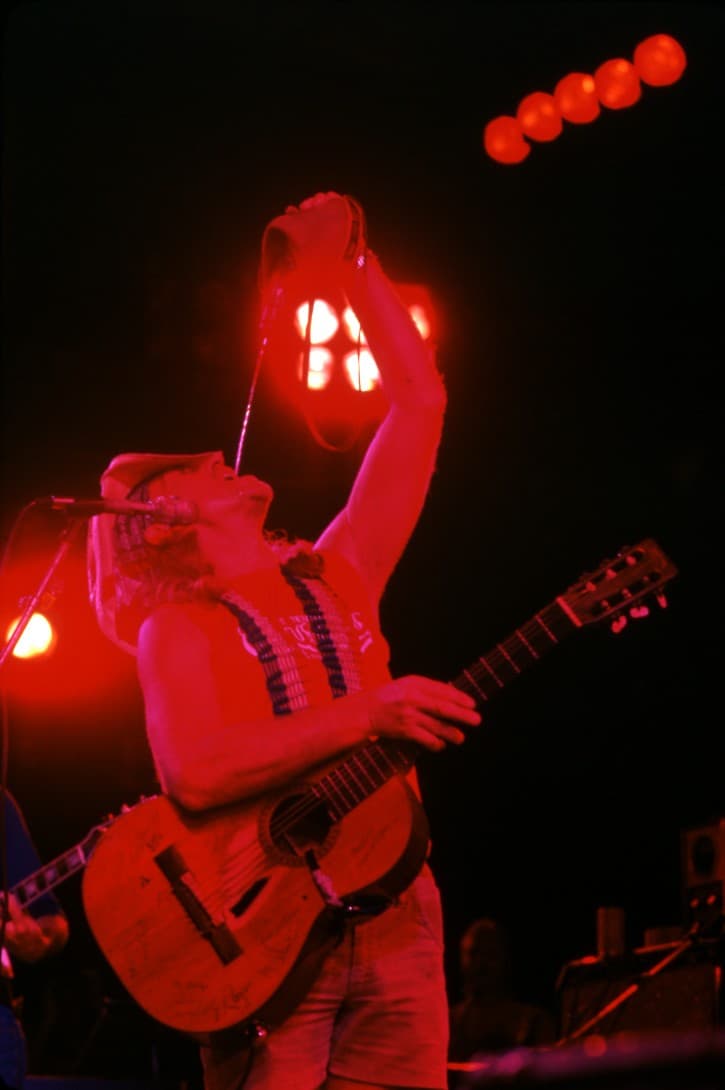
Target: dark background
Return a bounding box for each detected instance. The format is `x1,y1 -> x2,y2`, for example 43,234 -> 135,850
1,0 -> 723,1080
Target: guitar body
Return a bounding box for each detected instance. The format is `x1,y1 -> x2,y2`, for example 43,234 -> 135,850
82,773 -> 429,1037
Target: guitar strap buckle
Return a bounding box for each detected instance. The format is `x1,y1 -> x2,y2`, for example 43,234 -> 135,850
304,850 -> 394,922
341,893 -> 396,922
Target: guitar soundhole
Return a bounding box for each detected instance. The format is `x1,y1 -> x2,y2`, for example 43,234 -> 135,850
271,792 -> 333,857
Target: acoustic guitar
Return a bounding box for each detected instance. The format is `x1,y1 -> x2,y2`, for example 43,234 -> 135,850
81,539 -> 677,1040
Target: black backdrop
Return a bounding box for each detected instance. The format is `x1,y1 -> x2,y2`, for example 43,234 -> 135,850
1,1 -> 723,1078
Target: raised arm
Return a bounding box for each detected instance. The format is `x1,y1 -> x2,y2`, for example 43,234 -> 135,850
314,220 -> 446,607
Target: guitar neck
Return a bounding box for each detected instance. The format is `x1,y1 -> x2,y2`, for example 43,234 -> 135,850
312,738 -> 419,822
311,596 -> 577,824
11,827 -> 107,909
285,536 -> 678,836
452,594 -> 577,703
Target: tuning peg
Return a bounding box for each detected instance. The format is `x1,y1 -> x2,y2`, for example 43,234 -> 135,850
656,593 -> 669,608
611,615 -> 628,634
629,605 -> 650,620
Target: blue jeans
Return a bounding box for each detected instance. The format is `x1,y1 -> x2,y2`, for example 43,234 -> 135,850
0,1004 -> 26,1090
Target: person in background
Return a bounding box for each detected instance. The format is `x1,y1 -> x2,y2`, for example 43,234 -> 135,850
448,916 -> 556,1069
1,789 -> 70,1090
87,191 -> 482,1090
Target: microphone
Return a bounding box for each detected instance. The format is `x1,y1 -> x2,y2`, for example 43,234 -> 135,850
40,496 -> 199,524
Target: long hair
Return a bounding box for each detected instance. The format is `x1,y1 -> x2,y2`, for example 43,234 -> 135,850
112,509 -> 324,614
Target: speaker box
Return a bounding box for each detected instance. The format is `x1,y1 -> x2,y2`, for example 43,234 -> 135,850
681,818 -> 725,929
558,943 -> 721,1039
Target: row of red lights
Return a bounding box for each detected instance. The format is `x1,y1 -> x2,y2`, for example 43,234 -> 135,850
484,33 -> 687,164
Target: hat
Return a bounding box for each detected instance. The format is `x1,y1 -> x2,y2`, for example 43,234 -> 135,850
87,451 -> 224,655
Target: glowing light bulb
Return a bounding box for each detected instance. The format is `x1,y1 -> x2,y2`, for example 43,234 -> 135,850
341,306 -> 368,345
297,347 -> 334,390
634,34 -> 687,87
294,299 -> 339,344
516,91 -> 563,141
483,116 -> 530,164
554,73 -> 600,123
342,349 -> 381,392
594,58 -> 641,109
408,304 -> 431,340
6,613 -> 56,659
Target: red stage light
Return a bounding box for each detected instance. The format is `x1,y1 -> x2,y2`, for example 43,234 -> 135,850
516,91 -> 563,142
0,548 -> 136,711
266,282 -> 437,447
553,72 -> 600,123
633,34 -> 687,87
594,58 -> 642,109
294,299 -> 339,344
483,115 -> 530,164
6,612 -> 57,659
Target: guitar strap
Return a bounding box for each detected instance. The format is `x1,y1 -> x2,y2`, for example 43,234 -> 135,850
219,566 -> 363,715
279,568 -> 361,698
218,590 -> 304,716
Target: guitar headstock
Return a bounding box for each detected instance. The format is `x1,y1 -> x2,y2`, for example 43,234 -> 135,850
80,812 -> 117,853
559,539 -> 678,632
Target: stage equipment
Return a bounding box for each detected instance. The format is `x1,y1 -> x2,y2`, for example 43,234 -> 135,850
557,938 -> 722,1041
682,818 -> 725,932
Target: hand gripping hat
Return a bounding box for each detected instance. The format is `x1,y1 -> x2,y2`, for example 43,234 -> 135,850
87,451 -> 224,655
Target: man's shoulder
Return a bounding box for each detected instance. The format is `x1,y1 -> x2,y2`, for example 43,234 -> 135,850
138,599 -> 228,651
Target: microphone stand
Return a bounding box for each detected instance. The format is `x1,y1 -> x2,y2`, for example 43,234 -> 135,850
0,514 -> 86,674
555,918 -> 717,1047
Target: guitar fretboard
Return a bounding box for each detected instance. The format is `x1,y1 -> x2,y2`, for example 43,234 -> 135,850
310,598 -> 577,824
453,597 -> 577,703
314,740 -> 418,821
12,827 -> 107,908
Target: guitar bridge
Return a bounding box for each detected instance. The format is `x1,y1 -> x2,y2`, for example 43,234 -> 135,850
154,845 -> 242,964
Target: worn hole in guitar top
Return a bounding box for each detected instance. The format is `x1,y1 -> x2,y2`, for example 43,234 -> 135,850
229,877 -> 269,918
